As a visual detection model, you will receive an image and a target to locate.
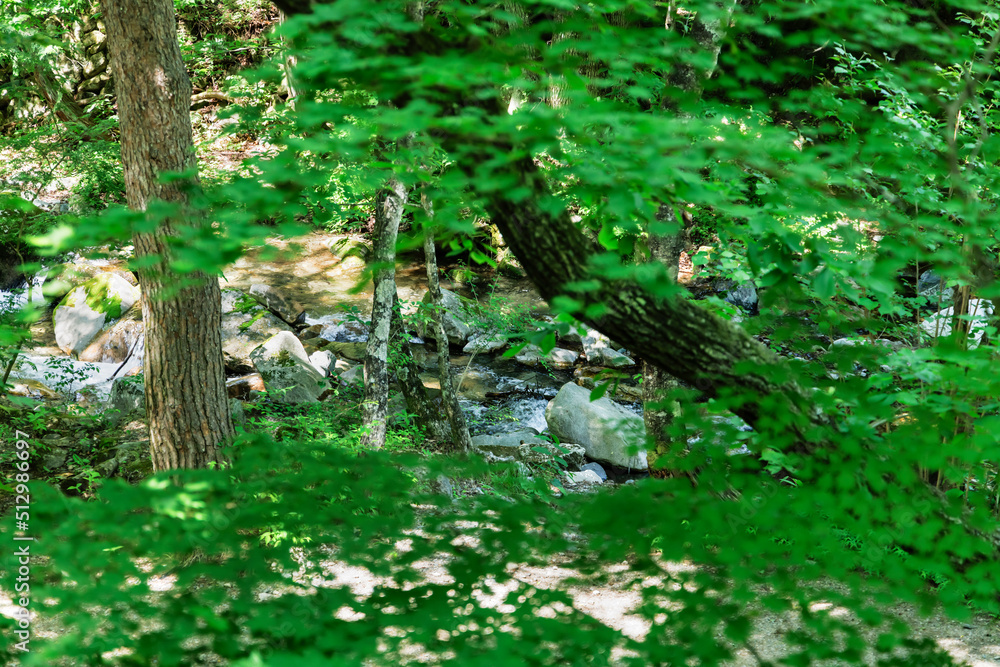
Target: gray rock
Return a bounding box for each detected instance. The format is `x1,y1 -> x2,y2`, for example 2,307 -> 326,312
592,347 -> 634,368
433,475 -> 454,499
338,364 -> 364,386
42,448 -> 68,469
580,461 -> 608,481
514,344 -> 579,369
917,271 -> 954,307
220,288 -> 294,374
419,288 -> 473,346
559,323 -> 590,345
249,284 -> 305,325
545,382 -> 647,469
722,281 -> 758,312
463,334 -> 507,354
53,273 -> 140,356
108,375 -> 145,424
547,348 -> 579,369
565,470 -> 604,485
581,331 -> 613,360
250,331 -> 331,403
470,429 -> 586,468
329,237 -> 372,269
308,350 -> 336,377
230,398 -> 248,427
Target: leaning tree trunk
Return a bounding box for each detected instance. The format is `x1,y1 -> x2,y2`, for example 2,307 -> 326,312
423,228 -> 472,451
103,0 -> 234,471
361,178 -> 407,449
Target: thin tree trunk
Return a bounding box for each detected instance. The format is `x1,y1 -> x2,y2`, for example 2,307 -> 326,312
644,217 -> 686,478
103,0 -> 233,471
389,294 -> 450,441
276,11 -> 299,108
361,178 -> 406,449
422,222 -> 472,451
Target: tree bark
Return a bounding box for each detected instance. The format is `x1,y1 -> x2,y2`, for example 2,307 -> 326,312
103,0 -> 234,471
645,1 -> 735,476
389,294 -> 450,441
423,228 -> 472,451
361,178 -> 406,449
643,220 -> 686,477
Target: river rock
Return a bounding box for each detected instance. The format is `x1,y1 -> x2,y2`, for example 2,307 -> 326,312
329,237 -> 372,270
580,462 -> 608,481
565,470 -> 603,485
920,299 -> 994,348
323,341 -> 367,361
514,344 -> 579,369
108,375 -> 145,425
545,382 -> 647,469
470,429 -> 586,468
338,364 -> 364,386
79,306 -> 144,364
54,272 -> 140,357
226,373 -> 266,400
591,347 -> 634,368
917,270 -> 954,308
250,331 -> 332,403
720,280 -> 759,313
463,334 -> 507,354
419,288 -> 473,346
309,350 -> 336,377
249,284 -> 306,325
220,288 -> 294,374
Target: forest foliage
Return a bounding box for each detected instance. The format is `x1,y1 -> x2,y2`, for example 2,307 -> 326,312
3,0 -> 1000,665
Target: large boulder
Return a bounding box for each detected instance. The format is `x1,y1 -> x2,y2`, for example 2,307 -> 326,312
545,382 -> 647,469
53,272 -> 140,357
419,288 -> 473,346
250,331 -> 331,403
220,288 -> 294,374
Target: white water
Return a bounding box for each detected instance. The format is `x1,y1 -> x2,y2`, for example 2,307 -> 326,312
9,354 -> 141,399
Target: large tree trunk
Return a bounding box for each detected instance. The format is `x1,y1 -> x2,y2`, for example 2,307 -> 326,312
103,0 -> 234,471
361,178 -> 406,449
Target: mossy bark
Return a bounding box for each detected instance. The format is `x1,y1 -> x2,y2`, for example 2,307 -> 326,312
361,178 -> 406,449
423,229 -> 471,451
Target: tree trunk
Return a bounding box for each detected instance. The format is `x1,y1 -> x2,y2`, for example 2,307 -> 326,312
423,229 -> 472,451
645,1 -> 734,477
643,218 -> 686,477
361,178 -> 406,449
103,0 -> 234,471
389,294 -> 450,441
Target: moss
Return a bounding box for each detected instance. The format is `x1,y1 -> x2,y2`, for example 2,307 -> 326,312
58,273 -> 126,319
233,292 -> 261,314
238,309 -> 265,332
275,349 -> 296,367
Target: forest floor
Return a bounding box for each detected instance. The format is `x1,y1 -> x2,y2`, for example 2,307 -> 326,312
4,536 -> 994,666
